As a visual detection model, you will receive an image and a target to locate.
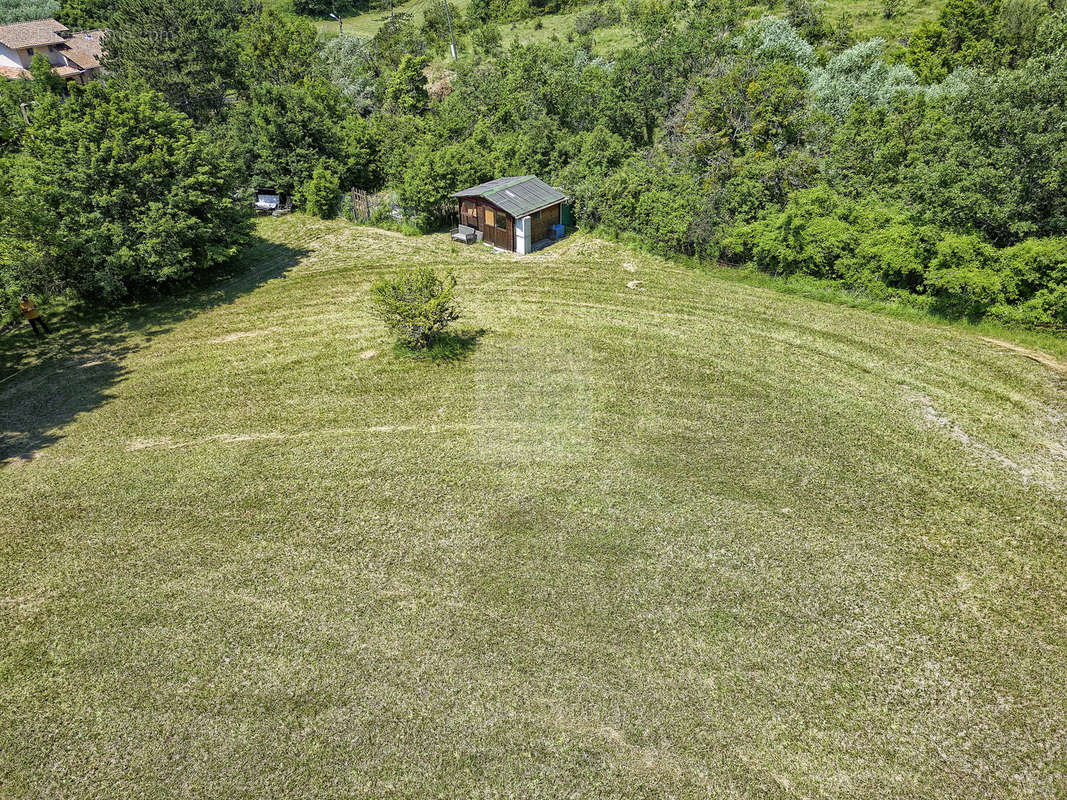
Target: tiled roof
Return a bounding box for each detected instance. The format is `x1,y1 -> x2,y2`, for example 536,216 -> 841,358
452,176 -> 566,218
0,18 -> 68,49
0,64 -> 30,79
59,29 -> 104,69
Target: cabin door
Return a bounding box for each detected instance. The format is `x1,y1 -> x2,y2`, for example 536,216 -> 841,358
483,206 -> 512,251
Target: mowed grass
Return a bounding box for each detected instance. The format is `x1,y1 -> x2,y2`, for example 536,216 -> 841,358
2,216 -> 1066,798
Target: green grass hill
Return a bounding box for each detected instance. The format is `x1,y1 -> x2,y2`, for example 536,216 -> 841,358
1,216 -> 1064,797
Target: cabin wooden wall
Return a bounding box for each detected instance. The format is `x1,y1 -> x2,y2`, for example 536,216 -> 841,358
457,197 -> 515,251
530,203 -> 561,244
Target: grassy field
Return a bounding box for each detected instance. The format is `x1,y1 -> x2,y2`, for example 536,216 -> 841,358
315,0 -> 637,54
748,0 -> 945,40
2,217 -> 1065,798
313,0 -> 945,51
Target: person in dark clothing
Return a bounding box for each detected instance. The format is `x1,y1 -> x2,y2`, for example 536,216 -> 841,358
19,296 -> 51,338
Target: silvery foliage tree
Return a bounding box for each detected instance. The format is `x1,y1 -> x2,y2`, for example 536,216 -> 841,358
321,35 -> 380,115
734,16 -> 817,71
810,38 -> 922,120
810,38 -> 972,122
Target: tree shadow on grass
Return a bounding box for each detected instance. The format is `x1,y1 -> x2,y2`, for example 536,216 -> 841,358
394,328 -> 487,364
0,236 -> 309,465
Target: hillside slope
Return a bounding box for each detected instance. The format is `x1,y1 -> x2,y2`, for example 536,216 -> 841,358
315,0 -> 946,50
1,217 -> 1065,798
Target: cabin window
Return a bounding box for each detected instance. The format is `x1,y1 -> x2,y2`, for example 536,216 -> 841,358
532,210 -> 541,221
496,213 -> 507,230
485,208 -> 495,227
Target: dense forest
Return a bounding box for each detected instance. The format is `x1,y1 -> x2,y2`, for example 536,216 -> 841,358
2,0 -> 1067,330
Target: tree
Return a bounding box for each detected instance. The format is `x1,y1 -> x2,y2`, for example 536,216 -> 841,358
54,0 -> 109,28
471,23 -> 501,56
385,55 -> 429,113
371,13 -> 427,71
228,80 -> 348,201
339,114 -> 381,189
291,0 -> 332,16
421,1 -> 465,55
321,34 -> 380,114
26,53 -> 65,97
0,232 -> 50,312
465,0 -> 492,25
397,136 -> 485,224
371,268 -> 460,349
784,0 -> 830,42
8,84 -> 249,298
237,9 -> 321,88
904,0 -> 1056,80
810,39 -> 922,121
303,164 -> 341,218
104,0 -> 242,123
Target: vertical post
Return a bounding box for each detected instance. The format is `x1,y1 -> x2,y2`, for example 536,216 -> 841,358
351,187 -> 357,221
442,0 -> 458,59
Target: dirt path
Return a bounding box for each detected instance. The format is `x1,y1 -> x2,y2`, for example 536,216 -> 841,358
981,337 -> 1067,377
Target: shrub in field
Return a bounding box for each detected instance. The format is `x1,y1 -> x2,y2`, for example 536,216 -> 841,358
575,4 -> 621,35
371,267 -> 460,349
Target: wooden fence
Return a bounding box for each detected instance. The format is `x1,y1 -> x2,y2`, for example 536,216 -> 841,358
350,188 -> 375,221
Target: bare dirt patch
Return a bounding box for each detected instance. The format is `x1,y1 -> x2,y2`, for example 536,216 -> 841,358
981,337 -> 1067,377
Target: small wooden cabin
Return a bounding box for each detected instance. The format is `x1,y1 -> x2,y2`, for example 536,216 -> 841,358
451,176 -> 567,254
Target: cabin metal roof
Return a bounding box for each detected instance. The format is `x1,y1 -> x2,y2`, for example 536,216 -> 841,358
451,176 -> 565,218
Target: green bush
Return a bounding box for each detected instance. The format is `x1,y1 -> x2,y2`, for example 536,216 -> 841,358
924,233 -> 1005,314
988,285 -> 1067,329
999,237 -> 1067,300
472,24 -> 502,56
720,188 -> 1064,322
371,267 -> 460,349
636,190 -> 693,256
303,165 -> 341,219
